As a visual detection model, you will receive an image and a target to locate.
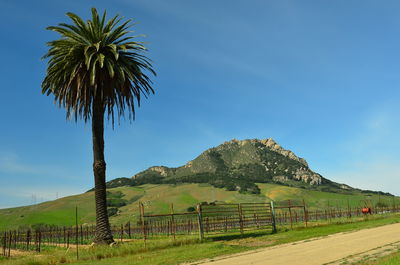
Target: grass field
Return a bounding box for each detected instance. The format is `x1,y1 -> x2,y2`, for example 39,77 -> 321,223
1,213 -> 400,265
0,183 -> 398,231
358,252 -> 400,265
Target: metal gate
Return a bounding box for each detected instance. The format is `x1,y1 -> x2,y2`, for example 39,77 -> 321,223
198,202 -> 274,237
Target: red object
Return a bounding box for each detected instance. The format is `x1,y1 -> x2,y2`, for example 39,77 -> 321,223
362,207 -> 371,214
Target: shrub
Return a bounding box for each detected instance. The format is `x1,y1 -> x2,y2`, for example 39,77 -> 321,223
187,206 -> 196,212
107,207 -> 118,217
106,198 -> 127,207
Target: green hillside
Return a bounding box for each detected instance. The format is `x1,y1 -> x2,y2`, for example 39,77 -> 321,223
0,183 -> 397,231
106,138 -> 392,198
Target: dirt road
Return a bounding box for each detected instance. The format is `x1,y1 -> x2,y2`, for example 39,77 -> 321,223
196,222 -> 400,265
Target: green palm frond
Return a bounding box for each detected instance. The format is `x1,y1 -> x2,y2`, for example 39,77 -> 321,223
42,8 -> 156,124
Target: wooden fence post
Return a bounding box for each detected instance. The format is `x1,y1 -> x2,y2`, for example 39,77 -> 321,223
38,230 -> 41,252
288,200 -> 293,229
347,200 -> 351,219
26,229 -> 30,251
3,232 -> 6,256
139,202 -> 147,244
238,203 -> 244,236
170,203 -> 176,240
79,225 -> 82,244
128,221 -> 131,239
34,230 -> 37,252
63,227 -> 66,247
196,204 -> 204,241
67,230 -> 70,249
120,224 -> 123,242
270,201 -> 277,233
75,206 -> 78,260
327,201 -> 332,222
13,230 -> 17,249
6,232 -> 10,257
302,199 -> 308,227
392,197 -> 395,213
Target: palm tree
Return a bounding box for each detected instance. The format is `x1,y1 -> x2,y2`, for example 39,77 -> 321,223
42,8 -> 156,244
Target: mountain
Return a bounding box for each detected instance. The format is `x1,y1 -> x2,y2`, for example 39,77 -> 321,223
105,138 -> 368,195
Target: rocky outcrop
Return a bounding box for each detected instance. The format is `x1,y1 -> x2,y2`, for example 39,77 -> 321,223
261,138 -> 308,167
273,175 -> 290,182
133,166 -> 169,179
293,168 -> 322,185
225,138 -> 308,167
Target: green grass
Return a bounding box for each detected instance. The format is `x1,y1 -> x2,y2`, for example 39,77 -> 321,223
2,213 -> 399,265
177,192 -> 198,205
0,183 -> 398,230
258,183 -> 398,209
354,251 -> 400,265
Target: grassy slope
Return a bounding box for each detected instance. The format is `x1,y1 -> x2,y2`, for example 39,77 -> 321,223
0,191 -> 96,230
0,183 -> 398,230
258,183 -> 396,208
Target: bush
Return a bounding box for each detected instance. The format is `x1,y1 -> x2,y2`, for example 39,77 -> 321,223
106,191 -> 128,207
107,207 -> 118,217
106,198 -> 127,207
132,174 -> 164,185
187,206 -> 196,212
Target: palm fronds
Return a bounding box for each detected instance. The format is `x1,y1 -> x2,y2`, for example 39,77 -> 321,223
42,8 -> 156,124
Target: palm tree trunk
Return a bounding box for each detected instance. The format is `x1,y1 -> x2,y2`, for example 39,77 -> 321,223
92,99 -> 114,244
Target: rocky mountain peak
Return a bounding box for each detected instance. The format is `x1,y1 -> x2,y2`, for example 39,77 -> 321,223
223,138 -> 309,167
128,138 -> 349,194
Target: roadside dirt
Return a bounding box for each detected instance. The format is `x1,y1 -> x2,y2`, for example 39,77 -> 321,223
191,222 -> 400,265
2,249 -> 34,257
4,238 -> 136,258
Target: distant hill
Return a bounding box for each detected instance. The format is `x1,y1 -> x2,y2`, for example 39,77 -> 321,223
106,138 -> 388,195
0,183 -> 397,231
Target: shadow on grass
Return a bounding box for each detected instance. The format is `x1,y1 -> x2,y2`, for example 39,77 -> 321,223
208,229 -> 274,241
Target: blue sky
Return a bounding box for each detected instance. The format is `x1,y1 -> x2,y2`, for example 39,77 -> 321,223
0,0 -> 399,208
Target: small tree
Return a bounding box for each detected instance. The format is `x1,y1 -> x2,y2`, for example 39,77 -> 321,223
42,8 -> 156,244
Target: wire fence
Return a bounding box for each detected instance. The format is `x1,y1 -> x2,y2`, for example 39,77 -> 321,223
1,200 -> 400,258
